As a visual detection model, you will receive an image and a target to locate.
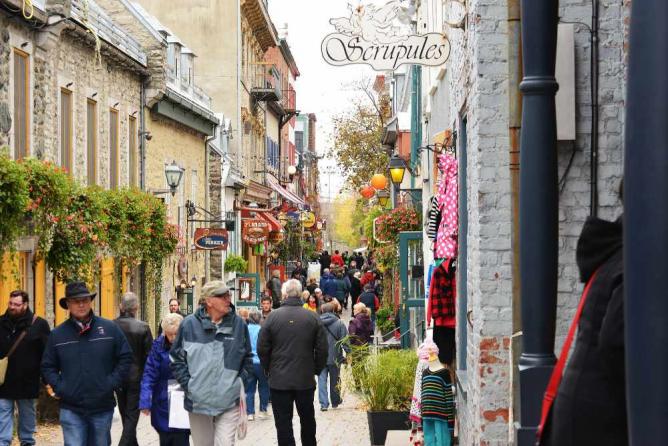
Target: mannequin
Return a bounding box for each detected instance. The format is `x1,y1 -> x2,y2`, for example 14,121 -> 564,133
420,343 -> 454,446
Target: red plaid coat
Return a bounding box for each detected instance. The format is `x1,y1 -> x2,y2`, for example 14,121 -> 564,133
427,259 -> 456,328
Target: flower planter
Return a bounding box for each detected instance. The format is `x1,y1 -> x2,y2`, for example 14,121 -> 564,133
367,410 -> 410,446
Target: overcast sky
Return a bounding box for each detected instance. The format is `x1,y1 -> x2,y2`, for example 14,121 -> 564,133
268,0 -> 376,201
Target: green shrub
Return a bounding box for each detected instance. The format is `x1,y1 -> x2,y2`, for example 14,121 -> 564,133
224,254 -> 247,273
351,349 -> 418,412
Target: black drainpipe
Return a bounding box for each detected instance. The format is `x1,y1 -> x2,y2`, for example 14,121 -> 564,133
516,0 -> 560,444
590,0 -> 599,216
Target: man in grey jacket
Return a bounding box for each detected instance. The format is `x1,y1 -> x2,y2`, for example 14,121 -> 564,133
170,281 -> 253,446
317,303 -> 349,411
258,279 -> 328,446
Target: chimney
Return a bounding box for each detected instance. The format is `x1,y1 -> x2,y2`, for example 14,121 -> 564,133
308,113 -> 317,152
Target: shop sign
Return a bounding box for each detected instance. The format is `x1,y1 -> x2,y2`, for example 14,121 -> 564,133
193,228 -> 229,251
321,0 -> 450,71
301,212 -> 316,229
242,219 -> 270,244
269,231 -> 285,243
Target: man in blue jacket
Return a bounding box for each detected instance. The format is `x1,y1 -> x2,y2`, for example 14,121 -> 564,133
170,281 -> 253,446
42,281 -> 133,446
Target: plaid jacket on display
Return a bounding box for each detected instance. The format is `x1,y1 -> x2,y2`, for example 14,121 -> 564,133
427,259 -> 456,327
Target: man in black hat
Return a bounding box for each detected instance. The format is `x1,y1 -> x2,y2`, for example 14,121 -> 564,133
0,290 -> 50,446
42,281 -> 133,446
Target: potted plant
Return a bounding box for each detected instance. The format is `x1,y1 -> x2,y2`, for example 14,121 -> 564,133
224,254 -> 247,280
350,349 -> 418,446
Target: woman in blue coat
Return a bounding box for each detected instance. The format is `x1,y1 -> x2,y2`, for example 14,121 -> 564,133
139,313 -> 190,445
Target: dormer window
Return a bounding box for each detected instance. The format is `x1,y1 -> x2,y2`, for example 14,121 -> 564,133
167,42 -> 181,79
181,50 -> 194,87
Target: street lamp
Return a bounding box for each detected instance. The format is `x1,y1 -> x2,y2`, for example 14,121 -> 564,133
165,161 -> 184,196
377,189 -> 390,207
388,154 -> 407,189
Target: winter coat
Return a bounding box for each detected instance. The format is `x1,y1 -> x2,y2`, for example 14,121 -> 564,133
320,273 -> 337,298
348,313 -> 373,346
542,216 -> 626,446
319,253 -> 331,272
114,314 -> 153,385
169,305 -> 253,416
41,314 -> 133,414
257,297 -> 328,390
357,291 -> 380,314
349,277 -> 362,303
332,277 -> 349,301
268,277 -> 283,309
320,313 -> 349,366
0,309 -> 50,399
330,254 -> 344,268
139,336 -> 189,434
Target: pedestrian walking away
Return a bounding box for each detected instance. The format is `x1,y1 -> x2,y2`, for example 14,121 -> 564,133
244,310 -> 270,421
540,215 -> 626,446
319,269 -> 337,300
357,283 -> 380,331
170,281 -> 253,446
318,303 -> 349,411
267,270 -> 283,310
139,313 -> 190,446
41,281 -> 133,446
258,279 -> 328,446
114,292 -> 154,446
0,290 -> 50,446
318,251 -> 331,275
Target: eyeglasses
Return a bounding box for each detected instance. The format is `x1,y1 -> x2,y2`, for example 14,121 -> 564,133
211,294 -> 231,299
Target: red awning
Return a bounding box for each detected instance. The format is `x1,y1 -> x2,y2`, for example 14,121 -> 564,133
257,211 -> 283,232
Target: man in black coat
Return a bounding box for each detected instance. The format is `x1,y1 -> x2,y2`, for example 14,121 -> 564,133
541,216 -> 626,446
113,292 -> 153,446
258,279 -> 328,446
268,269 -> 283,309
0,290 -> 50,446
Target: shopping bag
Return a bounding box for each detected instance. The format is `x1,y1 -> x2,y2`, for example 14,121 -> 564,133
168,380 -> 190,429
237,380 -> 247,440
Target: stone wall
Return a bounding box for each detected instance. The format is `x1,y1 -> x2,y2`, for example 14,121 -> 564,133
209,149 -> 224,280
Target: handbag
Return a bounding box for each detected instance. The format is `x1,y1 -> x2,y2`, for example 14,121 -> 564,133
0,314 -> 37,386
536,269 -> 600,444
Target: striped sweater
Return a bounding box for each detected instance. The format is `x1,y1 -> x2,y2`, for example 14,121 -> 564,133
421,367 -> 455,426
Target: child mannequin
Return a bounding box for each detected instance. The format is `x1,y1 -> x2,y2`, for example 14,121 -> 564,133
421,343 -> 454,446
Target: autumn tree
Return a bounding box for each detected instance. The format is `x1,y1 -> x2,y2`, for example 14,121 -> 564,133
329,78 -> 392,191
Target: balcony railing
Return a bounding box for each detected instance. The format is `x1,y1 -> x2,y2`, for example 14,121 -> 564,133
70,0 -> 147,66
250,64 -> 281,102
165,68 -> 212,109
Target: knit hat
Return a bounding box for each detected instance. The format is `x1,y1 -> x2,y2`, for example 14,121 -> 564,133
417,335 -> 439,361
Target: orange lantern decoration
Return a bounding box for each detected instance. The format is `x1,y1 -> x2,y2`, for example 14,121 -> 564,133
360,185 -> 375,199
370,173 -> 388,190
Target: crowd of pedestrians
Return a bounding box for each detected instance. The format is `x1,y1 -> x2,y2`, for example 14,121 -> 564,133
0,250 -> 381,446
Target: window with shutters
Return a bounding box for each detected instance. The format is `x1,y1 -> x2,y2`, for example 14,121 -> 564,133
60,88 -> 73,173
87,99 -> 97,185
109,108 -> 119,189
13,49 -> 29,160
128,116 -> 138,187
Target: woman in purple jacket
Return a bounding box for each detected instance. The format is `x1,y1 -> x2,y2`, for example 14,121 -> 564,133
139,313 -> 190,446
349,303 -> 373,346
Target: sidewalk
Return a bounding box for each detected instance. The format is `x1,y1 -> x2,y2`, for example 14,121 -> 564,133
30,386 -> 369,445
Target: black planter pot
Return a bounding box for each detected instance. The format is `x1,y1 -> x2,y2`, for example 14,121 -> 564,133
367,410 -> 410,446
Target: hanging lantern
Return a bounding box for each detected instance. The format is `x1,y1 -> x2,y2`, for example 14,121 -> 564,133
370,173 -> 388,190
360,185 -> 375,199
388,154 -> 407,188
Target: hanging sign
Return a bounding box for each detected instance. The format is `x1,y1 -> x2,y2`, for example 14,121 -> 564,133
193,228 -> 229,251
321,0 -> 450,71
301,212 -> 316,229
242,219 -> 270,244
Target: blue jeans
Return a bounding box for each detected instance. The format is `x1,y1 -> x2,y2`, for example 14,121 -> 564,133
59,408 -> 113,446
318,364 -> 342,409
423,418 -> 452,446
0,398 -> 36,445
245,363 -> 270,414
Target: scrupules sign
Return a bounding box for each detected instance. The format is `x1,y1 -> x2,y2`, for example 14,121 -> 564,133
321,1 -> 450,71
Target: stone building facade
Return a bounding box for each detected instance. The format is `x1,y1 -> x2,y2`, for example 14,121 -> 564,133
414,0 -> 628,443
0,0 -> 146,325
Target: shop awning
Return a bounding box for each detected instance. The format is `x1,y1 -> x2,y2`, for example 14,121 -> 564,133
258,211 -> 283,233
266,175 -> 306,207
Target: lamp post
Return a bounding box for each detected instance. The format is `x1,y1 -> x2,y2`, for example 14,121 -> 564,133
517,0 -> 559,444
388,154 -> 407,208
377,189 -> 390,208
164,161 -> 184,196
